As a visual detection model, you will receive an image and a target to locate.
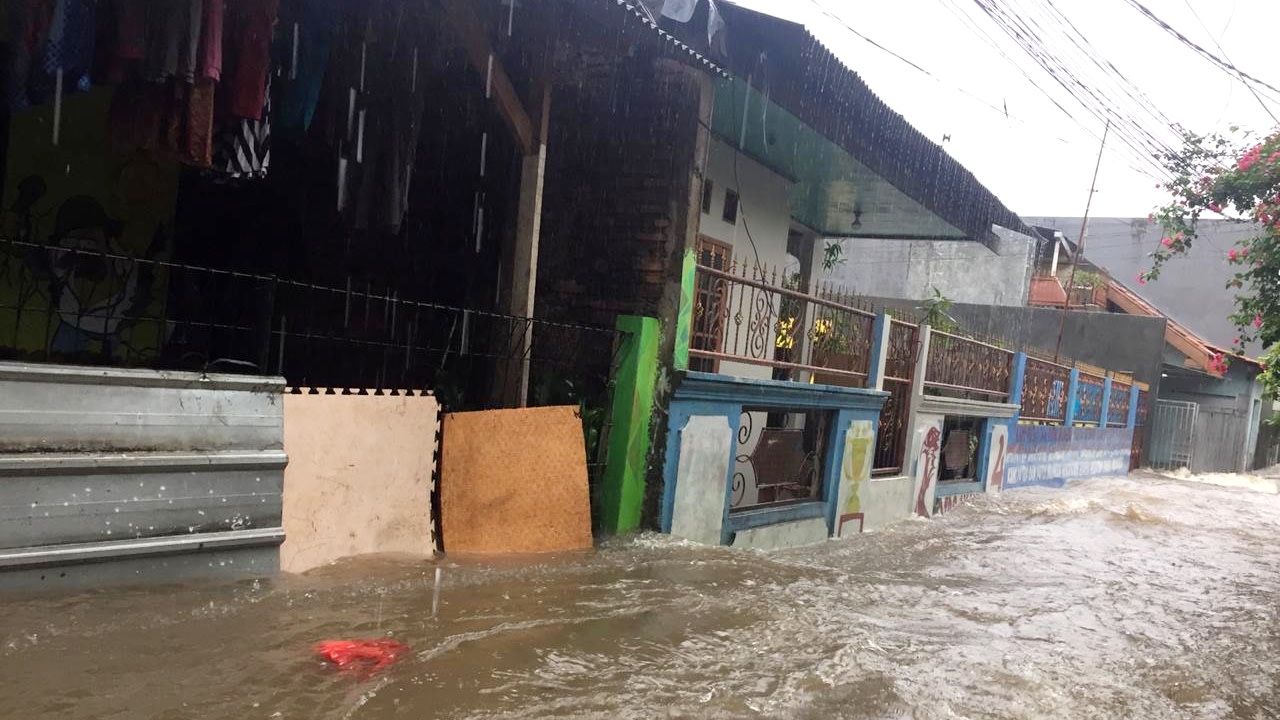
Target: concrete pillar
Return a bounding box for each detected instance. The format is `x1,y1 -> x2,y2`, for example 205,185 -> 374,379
867,312 -> 892,391
1065,368 -> 1081,426
507,85 -> 552,406
1100,378 -> 1113,427
1009,352 -> 1028,423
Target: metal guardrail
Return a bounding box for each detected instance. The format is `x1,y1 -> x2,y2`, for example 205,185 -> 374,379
923,330 -> 1013,400
691,261 -> 875,382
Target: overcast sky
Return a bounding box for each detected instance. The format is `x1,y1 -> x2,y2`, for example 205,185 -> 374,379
738,0 -> 1280,218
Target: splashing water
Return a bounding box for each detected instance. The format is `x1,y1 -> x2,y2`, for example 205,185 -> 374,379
1,471 -> 1277,719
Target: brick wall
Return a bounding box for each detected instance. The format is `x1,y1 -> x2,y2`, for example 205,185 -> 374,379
539,36 -> 711,527
539,50 -> 705,330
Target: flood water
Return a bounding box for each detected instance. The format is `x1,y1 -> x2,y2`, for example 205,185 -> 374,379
3,471 -> 1279,719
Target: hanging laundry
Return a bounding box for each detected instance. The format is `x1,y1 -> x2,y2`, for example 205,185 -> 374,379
104,0 -> 147,83
200,0 -> 225,81
660,0 -> 697,22
275,0 -> 340,132
5,0 -> 55,111
25,0 -> 95,107
209,74 -> 272,180
347,0 -> 429,234
221,0 -> 280,120
143,0 -> 189,82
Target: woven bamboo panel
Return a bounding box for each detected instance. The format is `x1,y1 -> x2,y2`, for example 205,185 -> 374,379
440,406 -> 592,554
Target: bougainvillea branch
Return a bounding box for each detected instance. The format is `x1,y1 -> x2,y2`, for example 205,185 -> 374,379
1147,126 -> 1280,392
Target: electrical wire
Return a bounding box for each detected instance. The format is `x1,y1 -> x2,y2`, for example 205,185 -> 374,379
1177,0 -> 1279,124
1123,0 -> 1280,103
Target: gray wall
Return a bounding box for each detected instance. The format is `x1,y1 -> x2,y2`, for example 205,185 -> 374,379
1025,216 -> 1260,355
870,298 -> 1168,388
828,225 -> 1035,308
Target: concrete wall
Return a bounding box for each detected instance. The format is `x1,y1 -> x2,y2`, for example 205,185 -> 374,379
1004,425 -> 1133,490
870,298 -> 1168,388
1026,217 -> 1260,354
827,226 -> 1035,307
660,373 -> 886,549
0,362 -> 285,589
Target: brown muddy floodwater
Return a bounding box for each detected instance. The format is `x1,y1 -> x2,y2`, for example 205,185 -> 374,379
3,472 -> 1279,719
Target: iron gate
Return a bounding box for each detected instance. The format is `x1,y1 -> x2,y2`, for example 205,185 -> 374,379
1192,407 -> 1251,474
1149,400 -> 1197,472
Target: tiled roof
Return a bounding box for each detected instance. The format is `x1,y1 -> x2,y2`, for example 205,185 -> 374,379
1106,279 -> 1261,375
1028,276 -> 1068,307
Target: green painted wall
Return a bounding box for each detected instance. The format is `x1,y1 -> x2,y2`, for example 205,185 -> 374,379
673,248 -> 695,372
598,315 -> 661,534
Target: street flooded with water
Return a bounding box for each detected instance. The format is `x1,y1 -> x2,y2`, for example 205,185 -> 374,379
3,471 -> 1279,719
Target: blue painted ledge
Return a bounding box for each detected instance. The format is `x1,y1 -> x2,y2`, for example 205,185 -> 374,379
675,372 -> 889,412
935,480 -> 983,498
727,501 -> 827,534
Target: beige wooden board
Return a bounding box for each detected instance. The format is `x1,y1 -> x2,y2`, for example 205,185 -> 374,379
281,393 -> 439,573
440,406 -> 592,554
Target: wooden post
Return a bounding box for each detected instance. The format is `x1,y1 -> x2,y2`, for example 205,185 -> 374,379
508,84 -> 551,405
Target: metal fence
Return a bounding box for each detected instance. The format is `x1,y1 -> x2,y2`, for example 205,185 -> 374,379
1108,380 -> 1132,428
1149,399 -> 1197,472
1192,407 -> 1251,474
691,261 -> 875,383
923,330 -> 1014,400
1020,356 -> 1071,424
0,237 -> 620,408
1074,370 -> 1106,425
874,319 -> 917,475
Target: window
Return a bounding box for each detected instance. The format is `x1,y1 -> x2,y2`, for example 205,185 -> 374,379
938,415 -> 985,483
701,179 -> 714,214
690,236 -> 732,373
722,188 -> 739,224
730,408 -> 831,512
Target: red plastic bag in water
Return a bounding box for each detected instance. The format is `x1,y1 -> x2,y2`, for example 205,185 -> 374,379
315,639 -> 409,677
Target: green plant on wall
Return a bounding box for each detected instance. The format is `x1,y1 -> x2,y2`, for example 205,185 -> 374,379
1072,270 -> 1105,289
822,241 -> 846,273
917,287 -> 960,333
809,312 -> 863,355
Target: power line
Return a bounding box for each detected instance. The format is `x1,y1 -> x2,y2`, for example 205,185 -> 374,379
1122,0 -> 1280,102
1177,0 -> 1279,124
797,0 -> 1161,179
967,0 -> 1180,179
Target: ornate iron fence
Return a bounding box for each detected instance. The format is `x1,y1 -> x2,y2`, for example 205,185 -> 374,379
1020,357 -> 1071,424
1075,370 -> 1106,425
923,330 -> 1013,400
1108,380 -> 1132,427
873,319 -> 918,475
691,261 -> 875,383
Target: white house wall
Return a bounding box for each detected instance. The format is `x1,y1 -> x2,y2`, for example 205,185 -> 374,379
829,226 -> 1035,307
701,138 -> 795,381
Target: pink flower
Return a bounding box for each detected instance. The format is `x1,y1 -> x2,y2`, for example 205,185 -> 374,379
1229,249 -> 1238,261
1235,336 -> 1242,345
1239,144 -> 1264,171
1136,274 -> 1147,285
1254,314 -> 1264,329
1161,236 -> 1173,247
1147,213 -> 1154,221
